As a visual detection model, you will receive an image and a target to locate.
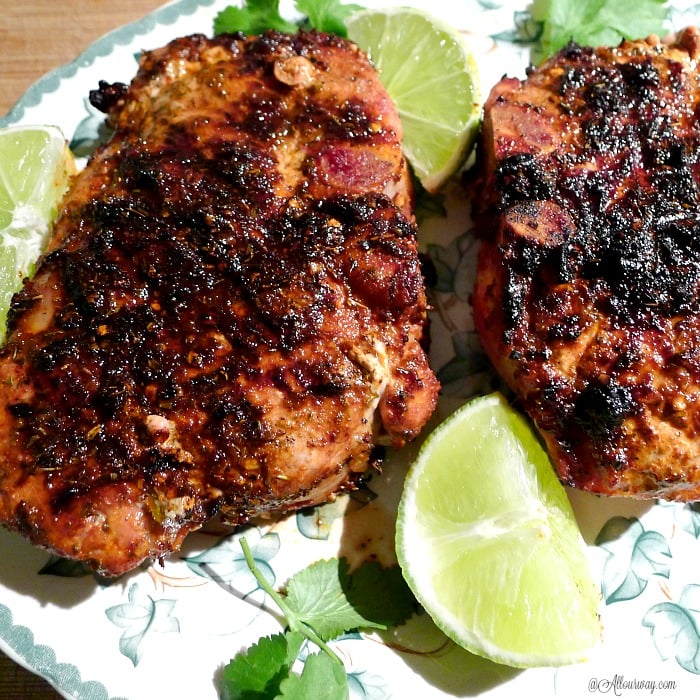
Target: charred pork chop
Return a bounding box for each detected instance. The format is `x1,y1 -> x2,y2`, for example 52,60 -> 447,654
472,28 -> 700,500
0,31 -> 439,576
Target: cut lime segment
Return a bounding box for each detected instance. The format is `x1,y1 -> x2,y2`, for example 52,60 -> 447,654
346,7 -> 482,192
396,393 -> 601,667
0,125 -> 75,338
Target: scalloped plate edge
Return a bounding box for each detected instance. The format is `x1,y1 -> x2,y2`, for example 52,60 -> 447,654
0,0 -> 217,128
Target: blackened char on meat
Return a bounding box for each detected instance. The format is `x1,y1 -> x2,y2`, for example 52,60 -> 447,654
472,27 -> 700,500
0,31 -> 439,576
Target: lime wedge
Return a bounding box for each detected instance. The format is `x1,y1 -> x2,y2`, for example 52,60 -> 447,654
395,393 -> 601,667
346,7 -> 482,192
0,124 -> 75,338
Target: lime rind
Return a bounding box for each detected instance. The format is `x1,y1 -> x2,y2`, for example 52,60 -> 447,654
396,393 -> 601,668
346,7 -> 482,192
0,124 -> 74,339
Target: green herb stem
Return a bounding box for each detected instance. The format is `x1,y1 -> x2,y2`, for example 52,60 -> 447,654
239,537 -> 343,664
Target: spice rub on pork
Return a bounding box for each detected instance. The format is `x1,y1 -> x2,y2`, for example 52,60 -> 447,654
0,31 -> 439,576
472,28 -> 700,500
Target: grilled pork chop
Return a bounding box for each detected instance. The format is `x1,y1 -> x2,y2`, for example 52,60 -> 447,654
472,28 -> 700,500
0,31 -> 438,576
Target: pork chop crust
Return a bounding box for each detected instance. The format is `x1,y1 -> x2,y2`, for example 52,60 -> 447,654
0,31 -> 438,575
472,28 -> 700,500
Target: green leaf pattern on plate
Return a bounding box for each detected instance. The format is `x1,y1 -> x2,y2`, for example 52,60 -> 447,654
643,585 -> 700,675
596,516 -> 672,604
105,583 -> 180,666
183,527 -> 280,596
296,500 -> 348,541
669,501 -> 700,539
593,504 -> 700,676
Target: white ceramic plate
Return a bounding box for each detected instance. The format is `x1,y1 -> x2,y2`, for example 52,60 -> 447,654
3,1 -> 700,698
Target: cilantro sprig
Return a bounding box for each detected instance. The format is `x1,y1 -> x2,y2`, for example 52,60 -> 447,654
528,0 -> 670,60
214,0 -> 364,38
220,538 -> 415,700
296,0 -> 364,37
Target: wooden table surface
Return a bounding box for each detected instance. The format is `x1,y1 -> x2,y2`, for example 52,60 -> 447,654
0,4 -> 167,696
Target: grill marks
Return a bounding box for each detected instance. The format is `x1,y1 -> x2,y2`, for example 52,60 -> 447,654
472,29 -> 700,499
0,30 -> 438,575
10,191 -> 419,496
495,43 -> 700,323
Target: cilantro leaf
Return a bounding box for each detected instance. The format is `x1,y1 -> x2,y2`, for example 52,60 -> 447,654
296,0 -> 364,37
222,538 -> 417,699
221,631 -> 304,700
529,0 -> 669,60
342,559 -> 416,628
214,0 -> 365,37
277,651 -> 349,700
222,636 -> 348,700
214,0 -> 297,35
284,558 -> 388,640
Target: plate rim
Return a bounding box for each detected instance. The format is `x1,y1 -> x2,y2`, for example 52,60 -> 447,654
1,1 -> 699,698
0,0 -> 217,128
0,5 -> 218,698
